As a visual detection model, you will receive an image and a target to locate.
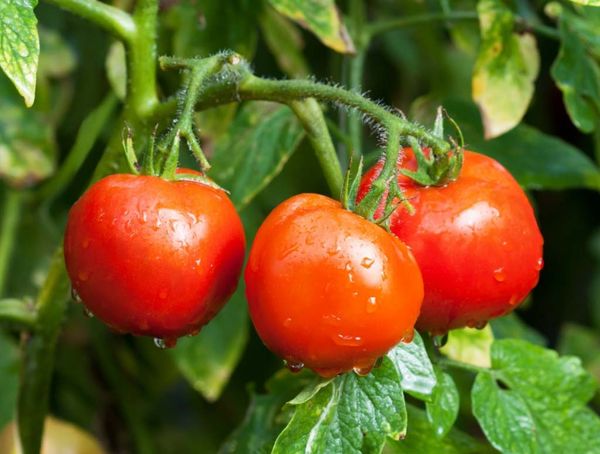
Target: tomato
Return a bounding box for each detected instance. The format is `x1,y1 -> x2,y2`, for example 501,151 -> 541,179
245,193 -> 423,377
358,149 -> 544,334
64,171 -> 245,345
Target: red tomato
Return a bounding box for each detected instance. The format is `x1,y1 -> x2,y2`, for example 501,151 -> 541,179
245,193 -> 423,377
358,149 -> 544,334
64,171 -> 245,345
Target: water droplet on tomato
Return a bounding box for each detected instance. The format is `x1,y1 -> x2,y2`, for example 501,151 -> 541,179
82,239 -> 90,249
366,296 -> 377,313
285,360 -> 304,373
194,258 -> 202,267
71,287 -> 82,304
493,267 -> 506,282
474,320 -> 488,330
509,294 -> 519,306
401,329 -> 414,343
154,338 -> 167,349
333,334 -> 363,347
142,211 -> 148,223
83,307 -> 94,318
353,365 -> 373,376
432,334 -> 448,348
360,257 -> 375,269
283,317 -> 292,328
78,271 -> 90,282
535,257 -> 544,271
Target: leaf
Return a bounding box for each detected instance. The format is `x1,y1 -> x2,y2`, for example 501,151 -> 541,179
472,0 -> 540,138
267,0 -> 355,54
0,0 -> 39,107
209,102 -> 305,210
0,75 -> 55,188
440,325 -> 494,368
426,370 -> 460,438
490,313 -> 546,346
474,339 -> 600,453
386,331 -> 436,400
272,358 -> 406,454
169,281 -> 248,402
557,323 -> 600,383
569,0 -> 600,6
0,332 -> 19,429
551,9 -> 600,133
385,405 -> 494,454
472,372 -> 537,454
38,27 -> 76,79
259,6 -> 310,78
444,97 -> 600,190
166,0 -> 258,59
105,41 -> 126,100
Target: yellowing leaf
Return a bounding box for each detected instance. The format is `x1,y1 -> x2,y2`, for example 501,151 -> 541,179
472,0 -> 540,138
267,0 -> 355,54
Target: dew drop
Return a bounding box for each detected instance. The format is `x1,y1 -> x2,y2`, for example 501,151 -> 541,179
195,258 -> 202,267
78,270 -> 90,282
83,307 -> 94,318
466,319 -> 479,328
353,365 -> 374,376
285,360 -> 304,373
283,317 -> 292,328
71,287 -> 82,304
535,257 -> 544,271
508,294 -> 519,306
432,334 -> 448,348
187,329 -> 201,337
493,267 -> 506,282
154,338 -> 167,349
366,296 -> 377,313
142,211 -> 148,223
333,334 -> 363,347
82,239 -> 90,249
401,329 -> 414,343
474,320 -> 488,330
360,257 -> 375,269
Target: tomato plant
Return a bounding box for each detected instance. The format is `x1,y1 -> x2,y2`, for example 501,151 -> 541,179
0,0 -> 599,453
64,171 -> 245,346
358,149 -> 544,334
245,193 -> 423,377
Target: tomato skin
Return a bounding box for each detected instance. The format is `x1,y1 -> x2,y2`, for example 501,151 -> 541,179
245,193 -> 423,377
64,172 -> 245,342
358,150 -> 544,334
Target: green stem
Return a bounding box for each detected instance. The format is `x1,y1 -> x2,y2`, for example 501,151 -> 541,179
0,190 -> 23,297
288,99 -> 344,197
17,251 -> 70,454
43,0 -> 135,43
0,299 -> 36,328
346,0 -> 368,159
128,0 -> 160,119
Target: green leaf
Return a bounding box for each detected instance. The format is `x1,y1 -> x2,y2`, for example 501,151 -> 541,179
169,284 -> 248,402
267,0 -> 355,54
0,75 -> 55,188
385,405 -> 494,454
166,0 -> 258,59
0,332 -> 19,429
0,0 -> 39,107
472,372 -> 537,454
444,98 -> 600,190
386,331 -> 436,400
209,102 -> 305,210
557,323 -> 600,383
426,370 -> 459,438
38,27 -> 76,79
105,41 -> 126,100
569,0 -> 600,7
472,0 -> 540,138
272,358 -> 406,454
259,6 -> 310,78
476,339 -> 600,453
490,313 -> 546,346
551,9 -> 600,133
440,326 -> 494,368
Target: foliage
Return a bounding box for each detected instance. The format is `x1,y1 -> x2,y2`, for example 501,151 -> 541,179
0,0 -> 599,453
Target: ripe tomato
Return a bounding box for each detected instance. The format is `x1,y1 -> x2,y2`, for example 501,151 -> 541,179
358,149 -> 544,334
245,193 -> 423,378
64,171 -> 245,345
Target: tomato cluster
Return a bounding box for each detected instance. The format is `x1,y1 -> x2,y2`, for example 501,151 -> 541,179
64,148 -> 542,377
